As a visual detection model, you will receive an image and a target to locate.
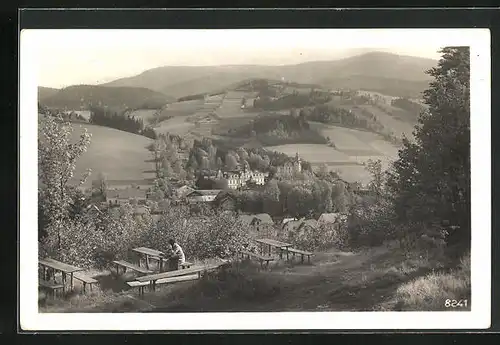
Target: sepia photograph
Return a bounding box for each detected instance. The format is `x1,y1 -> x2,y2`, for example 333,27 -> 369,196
20,27 -> 490,330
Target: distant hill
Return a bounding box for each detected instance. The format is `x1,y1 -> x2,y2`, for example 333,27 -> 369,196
319,75 -> 430,98
40,85 -> 175,111
102,52 -> 437,98
38,86 -> 59,101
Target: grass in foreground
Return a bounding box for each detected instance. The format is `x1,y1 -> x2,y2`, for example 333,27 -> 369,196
376,252 -> 471,311
39,247 -> 471,313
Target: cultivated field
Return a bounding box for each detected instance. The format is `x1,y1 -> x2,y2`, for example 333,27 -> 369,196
154,116 -> 196,136
359,105 -> 415,139
70,124 -> 155,187
309,122 -> 380,156
266,144 -> 356,164
309,122 -> 400,158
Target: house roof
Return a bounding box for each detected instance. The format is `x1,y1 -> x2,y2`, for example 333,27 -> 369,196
186,189 -> 222,197
106,180 -> 154,187
318,213 -> 342,223
253,213 -> 274,224
214,191 -> 238,202
282,220 -> 303,231
133,206 -> 149,215
107,188 -> 147,199
299,219 -> 318,229
176,185 -> 195,196
238,215 -> 254,226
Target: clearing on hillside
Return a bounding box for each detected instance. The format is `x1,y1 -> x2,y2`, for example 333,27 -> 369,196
358,105 -> 415,139
309,121 -> 380,156
308,122 -> 400,158
154,116 -> 195,136
70,124 -> 155,187
128,109 -> 159,123
266,144 -> 356,164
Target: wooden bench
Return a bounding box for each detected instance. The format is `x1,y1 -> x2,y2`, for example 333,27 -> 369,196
39,278 -> 65,298
73,273 -> 98,293
112,260 -> 152,276
135,263 -> 223,293
149,256 -> 193,271
285,248 -> 314,263
240,250 -> 274,267
127,274 -> 199,295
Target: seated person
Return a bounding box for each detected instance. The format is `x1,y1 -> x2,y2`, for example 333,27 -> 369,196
161,239 -> 185,271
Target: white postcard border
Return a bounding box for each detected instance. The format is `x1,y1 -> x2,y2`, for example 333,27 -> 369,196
20,28 -> 491,330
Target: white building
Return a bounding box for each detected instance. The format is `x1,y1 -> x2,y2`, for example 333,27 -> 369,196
222,168 -> 269,190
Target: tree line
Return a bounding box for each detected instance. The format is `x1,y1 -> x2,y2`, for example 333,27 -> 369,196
89,106 -> 157,139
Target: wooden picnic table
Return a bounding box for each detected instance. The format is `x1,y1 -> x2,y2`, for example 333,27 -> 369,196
132,247 -> 165,271
135,263 -> 222,291
255,238 -> 292,260
39,258 -> 84,291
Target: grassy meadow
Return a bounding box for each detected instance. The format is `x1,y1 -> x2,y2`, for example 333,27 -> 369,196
70,124 -> 155,187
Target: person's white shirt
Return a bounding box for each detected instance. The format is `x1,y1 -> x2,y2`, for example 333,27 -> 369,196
172,243 -> 185,263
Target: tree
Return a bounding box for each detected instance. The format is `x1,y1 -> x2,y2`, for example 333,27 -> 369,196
286,185 -> 313,218
200,156 -> 210,171
92,172 -> 108,201
237,147 -> 249,161
38,114 -> 91,250
387,47 -> 470,251
263,179 -> 280,215
331,180 -> 349,213
318,163 -> 329,178
225,153 -> 239,171
216,157 -> 223,168
365,159 -> 384,197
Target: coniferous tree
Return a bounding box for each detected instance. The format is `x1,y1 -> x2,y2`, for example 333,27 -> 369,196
387,47 -> 470,251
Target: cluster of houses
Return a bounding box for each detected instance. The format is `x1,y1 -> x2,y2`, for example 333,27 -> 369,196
235,212 -> 347,237
202,153 -> 303,190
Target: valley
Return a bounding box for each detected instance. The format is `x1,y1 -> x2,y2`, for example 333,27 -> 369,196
38,51 -> 429,188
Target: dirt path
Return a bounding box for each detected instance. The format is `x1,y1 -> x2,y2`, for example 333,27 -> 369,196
149,246 -> 430,312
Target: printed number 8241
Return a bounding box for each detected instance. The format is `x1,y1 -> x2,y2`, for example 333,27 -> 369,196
445,299 -> 468,308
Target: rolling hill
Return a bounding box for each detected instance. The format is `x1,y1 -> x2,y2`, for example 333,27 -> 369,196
102,52 -> 437,98
68,123 -> 155,187
40,85 -> 175,111
38,86 -> 59,101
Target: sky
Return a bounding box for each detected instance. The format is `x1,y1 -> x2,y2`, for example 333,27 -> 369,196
24,29 -> 459,89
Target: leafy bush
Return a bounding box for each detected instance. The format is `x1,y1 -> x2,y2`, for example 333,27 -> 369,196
39,203 -> 152,269
347,196 -> 397,248
144,207 -> 253,261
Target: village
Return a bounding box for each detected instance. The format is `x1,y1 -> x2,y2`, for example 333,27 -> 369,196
82,151 -> 350,237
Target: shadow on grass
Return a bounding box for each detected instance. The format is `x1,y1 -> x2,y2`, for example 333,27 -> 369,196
93,272 -> 133,293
